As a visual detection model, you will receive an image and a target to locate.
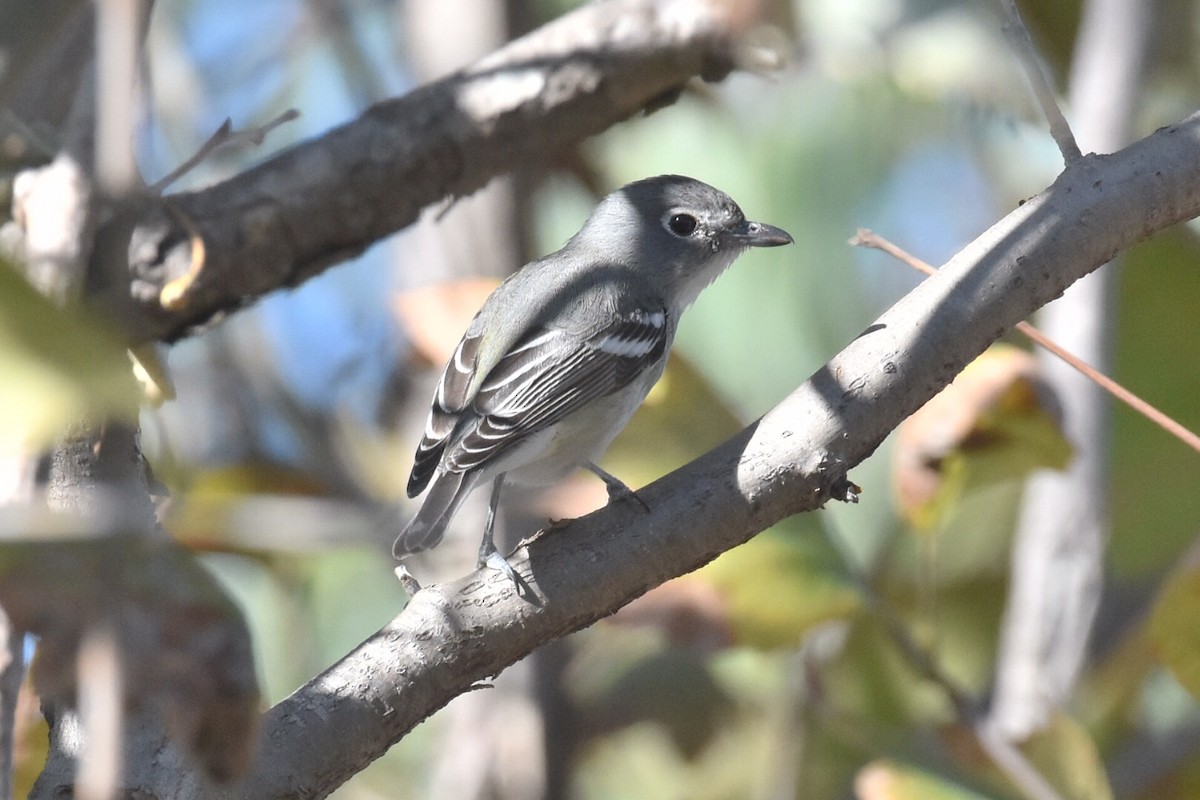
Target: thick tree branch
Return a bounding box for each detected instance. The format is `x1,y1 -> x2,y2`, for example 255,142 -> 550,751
114,0 -> 746,344
101,111 -> 1200,800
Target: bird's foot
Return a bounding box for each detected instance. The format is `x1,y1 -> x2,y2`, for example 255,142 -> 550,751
831,476 -> 862,504
478,549 -> 540,605
480,548 -> 520,586
585,462 -> 650,512
606,480 -> 650,512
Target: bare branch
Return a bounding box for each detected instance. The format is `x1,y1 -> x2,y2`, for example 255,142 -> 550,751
999,0 -> 1082,164
110,0 -> 748,343
76,624 -> 123,800
94,0 -> 145,195
975,722 -> 1065,800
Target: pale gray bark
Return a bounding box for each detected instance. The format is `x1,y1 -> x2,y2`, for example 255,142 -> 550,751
991,0 -> 1153,740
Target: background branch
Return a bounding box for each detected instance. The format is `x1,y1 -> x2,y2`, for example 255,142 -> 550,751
0,610 -> 23,800
110,0 -> 747,345
992,0 -> 1152,741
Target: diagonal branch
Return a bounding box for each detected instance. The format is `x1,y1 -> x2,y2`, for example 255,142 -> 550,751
110,0 -> 749,344
93,109 -> 1200,800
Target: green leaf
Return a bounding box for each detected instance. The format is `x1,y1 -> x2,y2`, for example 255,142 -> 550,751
1111,229 -> 1200,577
1148,557 -> 1200,700
0,259 -> 135,447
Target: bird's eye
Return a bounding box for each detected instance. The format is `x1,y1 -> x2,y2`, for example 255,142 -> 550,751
666,213 -> 698,237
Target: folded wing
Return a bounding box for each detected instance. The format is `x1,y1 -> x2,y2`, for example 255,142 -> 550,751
407,306 -> 669,495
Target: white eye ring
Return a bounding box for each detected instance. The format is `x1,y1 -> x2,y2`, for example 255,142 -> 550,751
663,213 -> 698,237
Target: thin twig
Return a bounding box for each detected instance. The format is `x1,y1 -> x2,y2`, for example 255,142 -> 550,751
998,0 -> 1083,165
849,228 -> 1200,455
149,109 -> 301,194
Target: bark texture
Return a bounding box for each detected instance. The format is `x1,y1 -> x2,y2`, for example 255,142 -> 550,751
112,0 -> 745,343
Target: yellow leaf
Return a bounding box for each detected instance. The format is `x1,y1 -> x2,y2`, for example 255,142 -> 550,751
392,278 -> 499,366
855,759 -> 993,800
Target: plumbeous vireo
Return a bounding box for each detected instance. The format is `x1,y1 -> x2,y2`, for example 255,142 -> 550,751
394,174 -> 792,587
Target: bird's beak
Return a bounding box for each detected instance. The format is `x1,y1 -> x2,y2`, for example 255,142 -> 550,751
729,219 -> 794,247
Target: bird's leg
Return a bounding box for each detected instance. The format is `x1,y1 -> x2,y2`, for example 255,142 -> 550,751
478,474 -> 520,586
584,462 -> 650,512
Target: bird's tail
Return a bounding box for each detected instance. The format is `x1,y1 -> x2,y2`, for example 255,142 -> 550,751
392,471 -> 475,558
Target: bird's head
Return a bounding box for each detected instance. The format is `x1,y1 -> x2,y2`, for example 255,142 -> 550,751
574,174 -> 793,310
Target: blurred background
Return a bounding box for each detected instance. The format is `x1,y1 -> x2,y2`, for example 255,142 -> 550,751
12,0 -> 1200,797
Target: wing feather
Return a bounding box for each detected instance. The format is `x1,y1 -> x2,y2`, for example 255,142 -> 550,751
408,303 -> 669,495
407,325 -> 483,497
446,307 -> 668,474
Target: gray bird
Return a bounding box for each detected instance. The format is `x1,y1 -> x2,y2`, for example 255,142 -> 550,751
394,174 -> 793,586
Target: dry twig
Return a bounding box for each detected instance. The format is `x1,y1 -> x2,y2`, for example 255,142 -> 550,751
849,228 -> 1200,455
149,110 -> 301,194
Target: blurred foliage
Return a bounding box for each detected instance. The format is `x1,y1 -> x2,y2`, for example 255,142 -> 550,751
699,524 -> 861,649
893,345 -> 1071,532
1019,712 -> 1114,800
1148,554 -> 1200,700
4,0 -> 1200,798
0,257 -> 137,450
12,670 -> 48,800
0,536 -> 261,781
854,759 -> 993,800
1110,229 -> 1200,575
